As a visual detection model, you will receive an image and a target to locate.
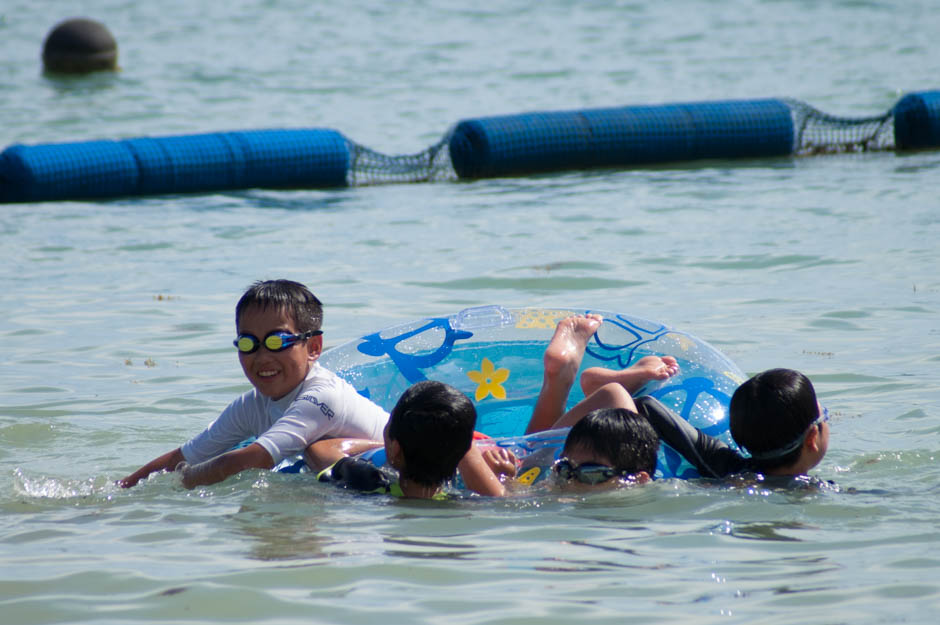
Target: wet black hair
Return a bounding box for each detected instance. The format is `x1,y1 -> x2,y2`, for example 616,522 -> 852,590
235,280 -> 323,334
729,368 -> 819,471
387,380 -> 476,488
562,408 -> 659,476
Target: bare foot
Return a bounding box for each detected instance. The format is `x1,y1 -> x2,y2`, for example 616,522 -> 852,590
580,355 -> 679,397
542,314 -> 604,383
526,314 -> 603,434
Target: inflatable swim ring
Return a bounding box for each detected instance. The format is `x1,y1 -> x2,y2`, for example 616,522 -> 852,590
315,305 -> 746,481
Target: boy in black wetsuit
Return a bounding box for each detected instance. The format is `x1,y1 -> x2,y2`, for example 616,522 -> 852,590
628,368 -> 830,479
305,380 -> 504,498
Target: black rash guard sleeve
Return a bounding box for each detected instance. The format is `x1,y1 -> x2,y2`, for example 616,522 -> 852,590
635,395 -> 751,478
318,457 -> 393,493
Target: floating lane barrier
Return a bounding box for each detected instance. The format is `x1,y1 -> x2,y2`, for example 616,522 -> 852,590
1,91 -> 938,203
447,98 -> 796,179
314,305 -> 747,481
0,128 -> 350,203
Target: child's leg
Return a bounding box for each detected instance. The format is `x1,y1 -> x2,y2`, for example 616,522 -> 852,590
525,314 -> 603,434
580,356 -> 679,397
551,382 -> 636,430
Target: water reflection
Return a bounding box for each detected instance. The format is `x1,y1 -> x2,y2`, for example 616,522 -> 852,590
717,520 -> 807,542
232,500 -> 332,563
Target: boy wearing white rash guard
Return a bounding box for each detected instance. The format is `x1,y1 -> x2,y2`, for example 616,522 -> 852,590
119,279 -> 389,489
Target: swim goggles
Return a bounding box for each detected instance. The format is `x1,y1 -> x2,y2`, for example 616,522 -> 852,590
233,330 -> 321,354
552,458 -> 626,485
747,405 -> 830,461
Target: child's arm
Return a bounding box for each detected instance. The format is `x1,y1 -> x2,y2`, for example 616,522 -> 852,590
458,443 -> 512,496
176,442 -> 275,489
118,447 -> 185,488
634,396 -> 747,478
303,438 -> 383,473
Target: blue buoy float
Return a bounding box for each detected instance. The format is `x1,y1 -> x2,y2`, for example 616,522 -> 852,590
448,98 -> 795,179
893,91 -> 940,150
0,128 -> 348,203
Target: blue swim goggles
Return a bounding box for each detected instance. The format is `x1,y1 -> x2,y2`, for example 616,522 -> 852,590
233,330 -> 321,354
552,458 -> 627,485
747,405 -> 830,461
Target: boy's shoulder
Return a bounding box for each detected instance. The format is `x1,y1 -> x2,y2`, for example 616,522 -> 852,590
296,362 -> 361,397
279,364 -> 352,414
293,363 -> 389,419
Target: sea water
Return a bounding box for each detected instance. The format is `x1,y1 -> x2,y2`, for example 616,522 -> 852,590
1,1 -> 939,623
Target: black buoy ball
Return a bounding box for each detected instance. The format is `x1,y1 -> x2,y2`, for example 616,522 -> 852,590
42,18 -> 118,74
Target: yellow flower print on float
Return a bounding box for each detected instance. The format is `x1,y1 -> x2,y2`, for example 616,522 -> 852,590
466,357 -> 510,401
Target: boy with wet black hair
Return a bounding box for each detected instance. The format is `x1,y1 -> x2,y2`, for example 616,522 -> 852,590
119,279 -> 390,489
309,380 -> 501,498
550,407 -> 659,486
385,379 -> 477,495
631,368 -> 830,478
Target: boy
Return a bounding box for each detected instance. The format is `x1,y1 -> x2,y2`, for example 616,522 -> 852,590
119,279 -> 389,489
308,380 -> 502,498
616,368 -> 830,479
486,407 -> 660,489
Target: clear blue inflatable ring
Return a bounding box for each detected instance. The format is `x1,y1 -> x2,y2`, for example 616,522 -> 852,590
316,306 -> 746,481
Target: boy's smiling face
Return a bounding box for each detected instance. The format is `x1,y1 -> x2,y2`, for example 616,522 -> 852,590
236,304 -> 321,400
